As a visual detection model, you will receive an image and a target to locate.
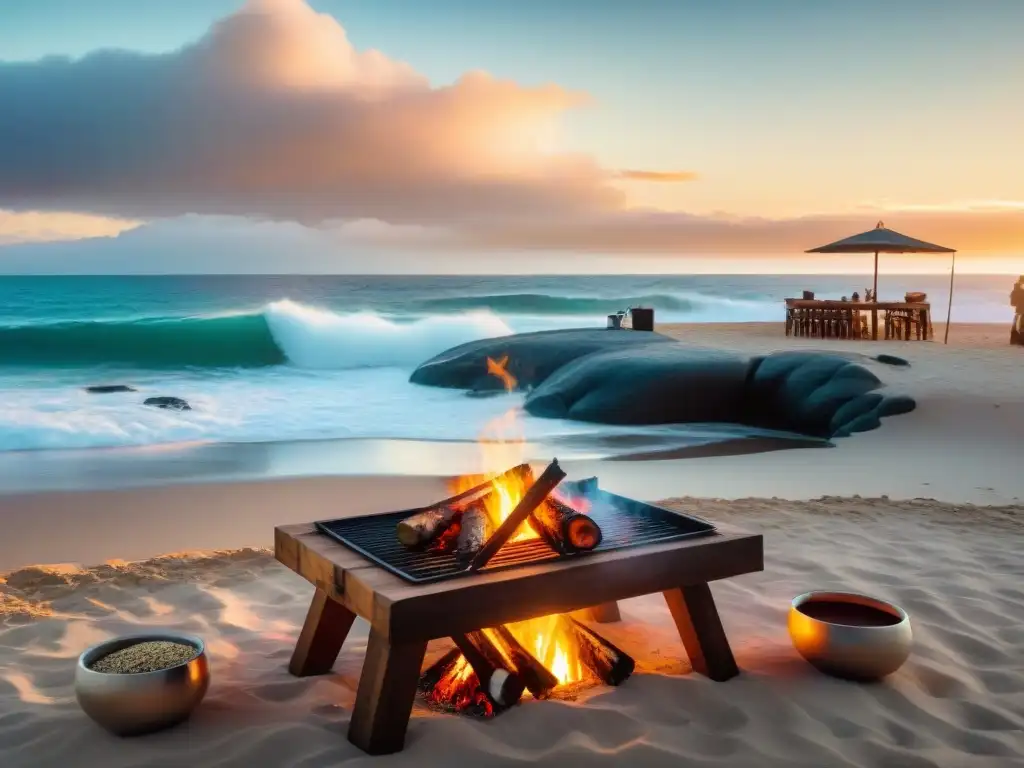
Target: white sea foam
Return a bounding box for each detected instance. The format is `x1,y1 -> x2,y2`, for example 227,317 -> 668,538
0,368 -> 615,452
263,300 -> 514,369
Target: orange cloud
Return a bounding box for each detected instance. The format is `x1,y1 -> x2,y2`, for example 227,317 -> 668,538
0,210 -> 140,245
452,207 -> 1024,253
1,0 -> 1020,258
0,0 -> 620,224
615,170 -> 700,183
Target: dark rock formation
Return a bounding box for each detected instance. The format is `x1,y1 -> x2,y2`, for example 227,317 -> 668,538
410,329 -> 916,438
410,329 -> 672,392
873,354 -> 910,367
143,396 -> 191,411
526,344 -> 751,426
85,384 -> 137,394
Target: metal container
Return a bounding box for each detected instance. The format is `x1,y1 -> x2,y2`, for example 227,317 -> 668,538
788,591 -> 912,681
75,633 -> 210,736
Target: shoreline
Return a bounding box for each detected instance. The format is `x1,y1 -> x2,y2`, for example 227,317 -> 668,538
2,319 -> 1021,569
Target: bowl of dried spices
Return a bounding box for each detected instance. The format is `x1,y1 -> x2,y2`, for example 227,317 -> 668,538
75,633 -> 209,736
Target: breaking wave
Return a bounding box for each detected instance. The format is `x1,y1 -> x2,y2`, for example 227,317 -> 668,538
0,300 -> 514,369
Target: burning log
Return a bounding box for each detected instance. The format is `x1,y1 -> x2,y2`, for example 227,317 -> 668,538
566,616 -> 635,686
470,459 -> 567,571
455,505 -> 492,561
418,648 -> 494,718
419,647 -> 463,692
487,626 -> 559,698
396,506 -> 459,548
529,497 -> 603,554
452,632 -> 525,709
397,464 -> 532,549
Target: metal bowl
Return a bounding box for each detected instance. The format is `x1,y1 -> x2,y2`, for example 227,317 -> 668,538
75,633 -> 210,736
788,591 -> 912,681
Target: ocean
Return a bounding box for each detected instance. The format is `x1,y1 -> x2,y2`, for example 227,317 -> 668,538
0,273 -> 1013,459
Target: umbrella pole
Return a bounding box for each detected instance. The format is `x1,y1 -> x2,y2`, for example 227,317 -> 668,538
943,251 -> 957,344
872,250 -> 879,340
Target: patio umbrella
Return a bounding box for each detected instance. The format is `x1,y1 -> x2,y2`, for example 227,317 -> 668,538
806,221 -> 957,343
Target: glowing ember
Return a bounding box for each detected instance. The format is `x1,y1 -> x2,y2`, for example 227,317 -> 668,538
422,654 -> 494,717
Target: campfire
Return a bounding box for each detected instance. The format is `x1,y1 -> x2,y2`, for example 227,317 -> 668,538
403,459 -> 635,716
312,354 -> 714,721
398,354 -> 633,716
281,352 -> 742,754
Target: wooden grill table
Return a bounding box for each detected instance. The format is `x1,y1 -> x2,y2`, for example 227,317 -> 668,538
276,521 -> 763,755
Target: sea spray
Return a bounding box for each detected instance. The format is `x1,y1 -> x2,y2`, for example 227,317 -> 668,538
263,300 -> 512,369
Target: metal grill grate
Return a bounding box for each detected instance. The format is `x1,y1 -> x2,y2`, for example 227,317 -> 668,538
315,483 -> 716,584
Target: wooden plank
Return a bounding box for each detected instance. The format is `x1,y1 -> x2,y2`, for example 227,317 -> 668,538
275,525 -> 381,622
288,587 -> 357,677
371,532 -> 763,642
278,523 -> 762,645
575,602 -> 622,623
663,583 -> 738,681
347,629 -> 427,755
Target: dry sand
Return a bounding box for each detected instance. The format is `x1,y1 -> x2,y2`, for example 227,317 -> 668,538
1,321 -> 1022,766
1,497 -> 1021,768
634,321 -> 1024,505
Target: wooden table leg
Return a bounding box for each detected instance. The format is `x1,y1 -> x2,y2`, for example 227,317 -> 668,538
348,629 -> 427,755
578,601 -> 622,623
663,583 -> 738,682
289,587 -> 357,677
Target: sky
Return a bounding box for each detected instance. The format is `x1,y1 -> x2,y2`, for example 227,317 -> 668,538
0,0 -> 1022,273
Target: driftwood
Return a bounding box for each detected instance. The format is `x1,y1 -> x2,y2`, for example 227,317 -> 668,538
470,459 -> 567,571
529,497 -> 603,554
567,617 -> 635,686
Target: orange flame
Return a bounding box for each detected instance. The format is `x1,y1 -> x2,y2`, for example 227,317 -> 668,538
443,355 -> 587,692
486,355 -> 517,393
450,354 -> 535,541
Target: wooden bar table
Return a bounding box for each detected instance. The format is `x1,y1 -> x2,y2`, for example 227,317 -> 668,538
785,299 -> 932,340
275,521 -> 763,755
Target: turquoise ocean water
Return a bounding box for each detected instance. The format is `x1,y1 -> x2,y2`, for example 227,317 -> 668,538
0,274 -> 1013,454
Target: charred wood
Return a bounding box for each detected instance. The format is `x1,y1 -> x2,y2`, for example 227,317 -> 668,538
566,617 -> 635,686
397,506 -> 459,548
488,626 -> 559,698
529,497 -> 603,554
452,632 -> 525,709
418,647 -> 462,693
470,459 -> 567,571
455,505 -> 492,562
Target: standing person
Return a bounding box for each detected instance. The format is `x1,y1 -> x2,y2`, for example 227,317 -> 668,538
1011,277 -> 1024,345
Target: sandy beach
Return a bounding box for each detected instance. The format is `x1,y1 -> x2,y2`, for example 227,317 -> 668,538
2,497 -> 1022,768
2,322 -> 1023,767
